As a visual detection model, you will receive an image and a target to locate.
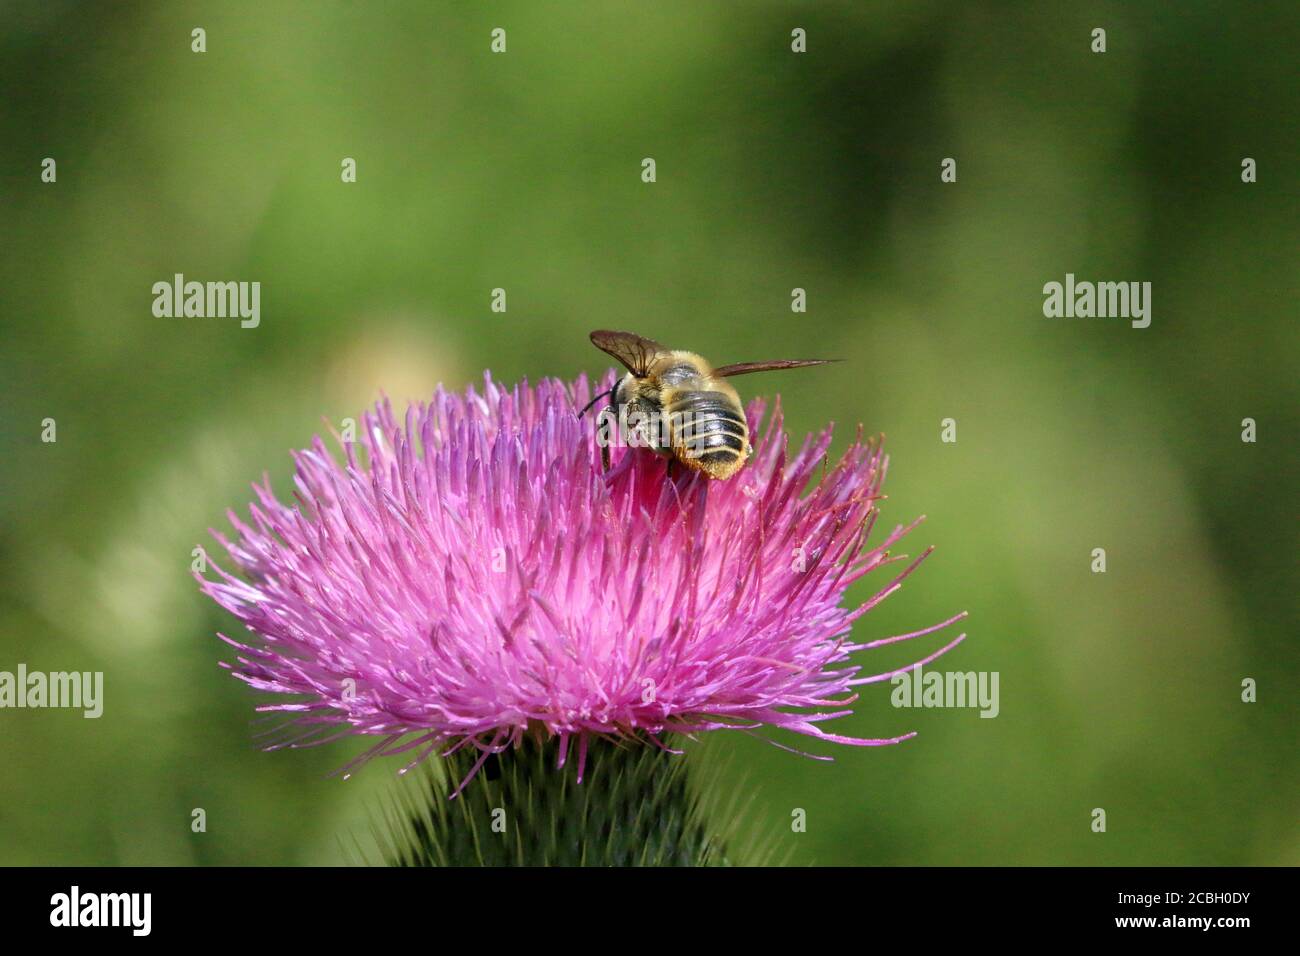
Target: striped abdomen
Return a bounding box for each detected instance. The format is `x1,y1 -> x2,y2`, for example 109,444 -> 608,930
664,382 -> 750,479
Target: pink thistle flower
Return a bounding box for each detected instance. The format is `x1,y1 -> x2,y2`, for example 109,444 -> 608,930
198,373 -> 965,790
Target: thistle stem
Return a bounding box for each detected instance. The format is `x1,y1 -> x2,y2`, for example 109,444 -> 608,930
377,736 -> 727,866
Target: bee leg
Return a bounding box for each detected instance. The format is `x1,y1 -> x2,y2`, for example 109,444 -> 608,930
599,401 -> 613,471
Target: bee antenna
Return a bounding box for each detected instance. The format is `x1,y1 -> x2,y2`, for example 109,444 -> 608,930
577,388 -> 613,419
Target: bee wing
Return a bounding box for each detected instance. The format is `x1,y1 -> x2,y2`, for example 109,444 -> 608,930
713,358 -> 839,377
589,330 -> 666,376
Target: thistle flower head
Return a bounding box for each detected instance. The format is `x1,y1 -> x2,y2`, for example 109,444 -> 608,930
198,373 -> 964,788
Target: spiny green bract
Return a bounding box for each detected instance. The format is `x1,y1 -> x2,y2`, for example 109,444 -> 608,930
369,737 -> 732,866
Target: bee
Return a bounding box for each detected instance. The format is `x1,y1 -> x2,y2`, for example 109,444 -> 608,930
583,329 -> 835,480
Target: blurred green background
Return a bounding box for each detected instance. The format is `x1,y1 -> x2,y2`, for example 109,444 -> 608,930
1,1 -> 1295,865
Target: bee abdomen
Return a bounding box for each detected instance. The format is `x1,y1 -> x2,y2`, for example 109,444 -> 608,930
665,390 -> 748,466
